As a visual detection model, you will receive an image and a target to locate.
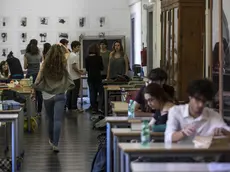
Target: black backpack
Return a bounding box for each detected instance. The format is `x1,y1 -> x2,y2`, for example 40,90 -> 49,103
91,133 -> 106,172
1,90 -> 26,104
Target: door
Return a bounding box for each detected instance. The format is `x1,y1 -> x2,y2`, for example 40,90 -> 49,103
131,17 -> 135,67
147,11 -> 153,73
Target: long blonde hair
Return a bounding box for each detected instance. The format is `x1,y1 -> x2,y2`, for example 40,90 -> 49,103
42,44 -> 67,81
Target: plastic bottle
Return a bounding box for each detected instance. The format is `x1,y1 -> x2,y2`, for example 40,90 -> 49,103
29,76 -> 33,86
128,99 -> 135,118
121,88 -> 126,102
141,120 -> 150,146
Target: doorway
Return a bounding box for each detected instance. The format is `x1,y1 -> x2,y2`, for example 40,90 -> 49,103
147,11 -> 153,73
131,17 -> 135,66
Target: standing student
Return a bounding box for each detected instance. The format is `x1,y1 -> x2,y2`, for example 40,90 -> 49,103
24,39 -> 43,115
33,44 -> 74,152
0,61 -> 10,79
42,43 -> 51,61
100,39 -> 110,80
107,41 -> 128,79
66,41 -> 85,111
85,44 -> 104,114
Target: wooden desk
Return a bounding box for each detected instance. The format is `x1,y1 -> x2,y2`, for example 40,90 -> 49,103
105,116 -> 151,172
104,85 -> 139,116
112,128 -> 164,172
0,112 -> 19,172
119,142 -> 230,172
131,162 -> 230,172
111,101 -> 128,115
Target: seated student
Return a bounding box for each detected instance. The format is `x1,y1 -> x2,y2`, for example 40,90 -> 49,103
165,79 -> 230,143
0,61 -> 10,79
134,68 -> 175,116
144,83 -> 174,132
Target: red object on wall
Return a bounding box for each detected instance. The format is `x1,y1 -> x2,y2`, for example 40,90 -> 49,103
141,47 -> 147,66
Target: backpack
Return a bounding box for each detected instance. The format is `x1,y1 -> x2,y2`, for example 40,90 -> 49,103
91,133 -> 106,172
1,90 -> 26,104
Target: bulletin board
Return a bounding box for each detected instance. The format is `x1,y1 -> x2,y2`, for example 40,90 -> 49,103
79,35 -> 126,69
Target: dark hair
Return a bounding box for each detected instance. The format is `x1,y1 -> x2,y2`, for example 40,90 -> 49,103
111,40 -> 124,57
100,39 -> 108,46
148,68 -> 167,81
60,39 -> 69,45
71,41 -> 81,50
43,44 -> 67,81
145,83 -> 169,103
43,43 -> 51,58
0,61 -> 9,77
187,79 -> 215,101
88,43 -> 100,56
26,39 -> 39,55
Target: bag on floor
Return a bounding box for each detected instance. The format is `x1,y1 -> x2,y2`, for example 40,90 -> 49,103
94,118 -> 106,130
0,157 -> 12,172
91,115 -> 105,130
91,133 -> 106,172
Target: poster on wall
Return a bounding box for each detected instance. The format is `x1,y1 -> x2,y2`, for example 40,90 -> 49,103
0,17 -> 8,28
0,48 -> 8,58
20,32 -> 27,43
58,32 -> 69,41
212,0 -> 230,72
39,32 -> 47,43
39,17 -> 49,26
20,17 -> 27,27
58,17 -> 69,25
0,32 -> 7,42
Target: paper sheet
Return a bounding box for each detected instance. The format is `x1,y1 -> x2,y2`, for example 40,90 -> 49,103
208,163 -> 230,172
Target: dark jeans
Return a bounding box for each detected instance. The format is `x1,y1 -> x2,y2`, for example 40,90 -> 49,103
88,80 -> 103,110
66,79 -> 80,109
26,73 -> 43,113
44,94 -> 66,146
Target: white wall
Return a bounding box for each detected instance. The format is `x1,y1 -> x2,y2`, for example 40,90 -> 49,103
0,0 -> 131,64
129,0 -> 142,64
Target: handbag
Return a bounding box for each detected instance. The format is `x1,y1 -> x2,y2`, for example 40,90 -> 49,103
33,69 -> 75,94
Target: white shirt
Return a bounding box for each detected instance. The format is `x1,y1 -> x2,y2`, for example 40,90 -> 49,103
67,52 -> 80,80
165,104 -> 230,143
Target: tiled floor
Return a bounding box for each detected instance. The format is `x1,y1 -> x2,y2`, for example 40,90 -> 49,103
0,108 -> 101,172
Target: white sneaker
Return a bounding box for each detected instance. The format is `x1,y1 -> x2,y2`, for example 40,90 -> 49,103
52,145 -> 60,153
48,140 -> 54,149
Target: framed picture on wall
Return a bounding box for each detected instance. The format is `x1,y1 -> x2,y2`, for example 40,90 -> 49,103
39,17 -> 49,26
0,48 -> 8,58
58,17 -> 69,25
20,17 -> 27,27
0,17 -> 9,28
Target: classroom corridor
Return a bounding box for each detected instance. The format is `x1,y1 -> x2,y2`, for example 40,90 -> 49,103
20,111 -> 100,172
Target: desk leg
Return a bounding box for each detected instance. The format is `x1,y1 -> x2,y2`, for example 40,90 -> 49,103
26,95 -> 31,132
120,150 -> 124,172
113,136 -> 119,172
80,77 -> 83,109
11,119 -> 17,172
106,122 -> 111,172
15,117 -> 19,158
125,153 -> 130,172
104,89 -> 108,116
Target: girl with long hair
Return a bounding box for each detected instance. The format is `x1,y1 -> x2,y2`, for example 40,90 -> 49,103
106,41 -> 129,79
42,42 -> 51,61
0,61 -> 9,79
34,44 -> 74,152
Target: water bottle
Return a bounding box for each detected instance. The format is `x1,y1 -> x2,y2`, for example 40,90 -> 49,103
29,76 -> 33,86
141,120 -> 150,146
128,99 -> 135,118
121,88 -> 126,102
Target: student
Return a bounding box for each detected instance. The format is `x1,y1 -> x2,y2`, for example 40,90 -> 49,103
165,79 -> 230,143
24,39 -> 43,115
0,61 -> 10,79
85,44 -> 104,113
66,41 -> 85,111
100,39 -> 110,80
60,39 -> 71,53
144,83 -> 174,131
42,42 -> 51,61
134,68 -> 175,116
6,52 -> 24,79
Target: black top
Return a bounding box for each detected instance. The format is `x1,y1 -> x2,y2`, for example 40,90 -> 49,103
85,55 -> 104,82
153,110 -> 168,125
135,84 -> 175,112
6,57 -> 23,76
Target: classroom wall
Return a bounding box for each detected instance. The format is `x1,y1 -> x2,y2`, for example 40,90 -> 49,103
0,0 -> 131,65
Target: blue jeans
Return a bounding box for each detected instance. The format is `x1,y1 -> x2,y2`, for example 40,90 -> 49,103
44,94 -> 66,146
